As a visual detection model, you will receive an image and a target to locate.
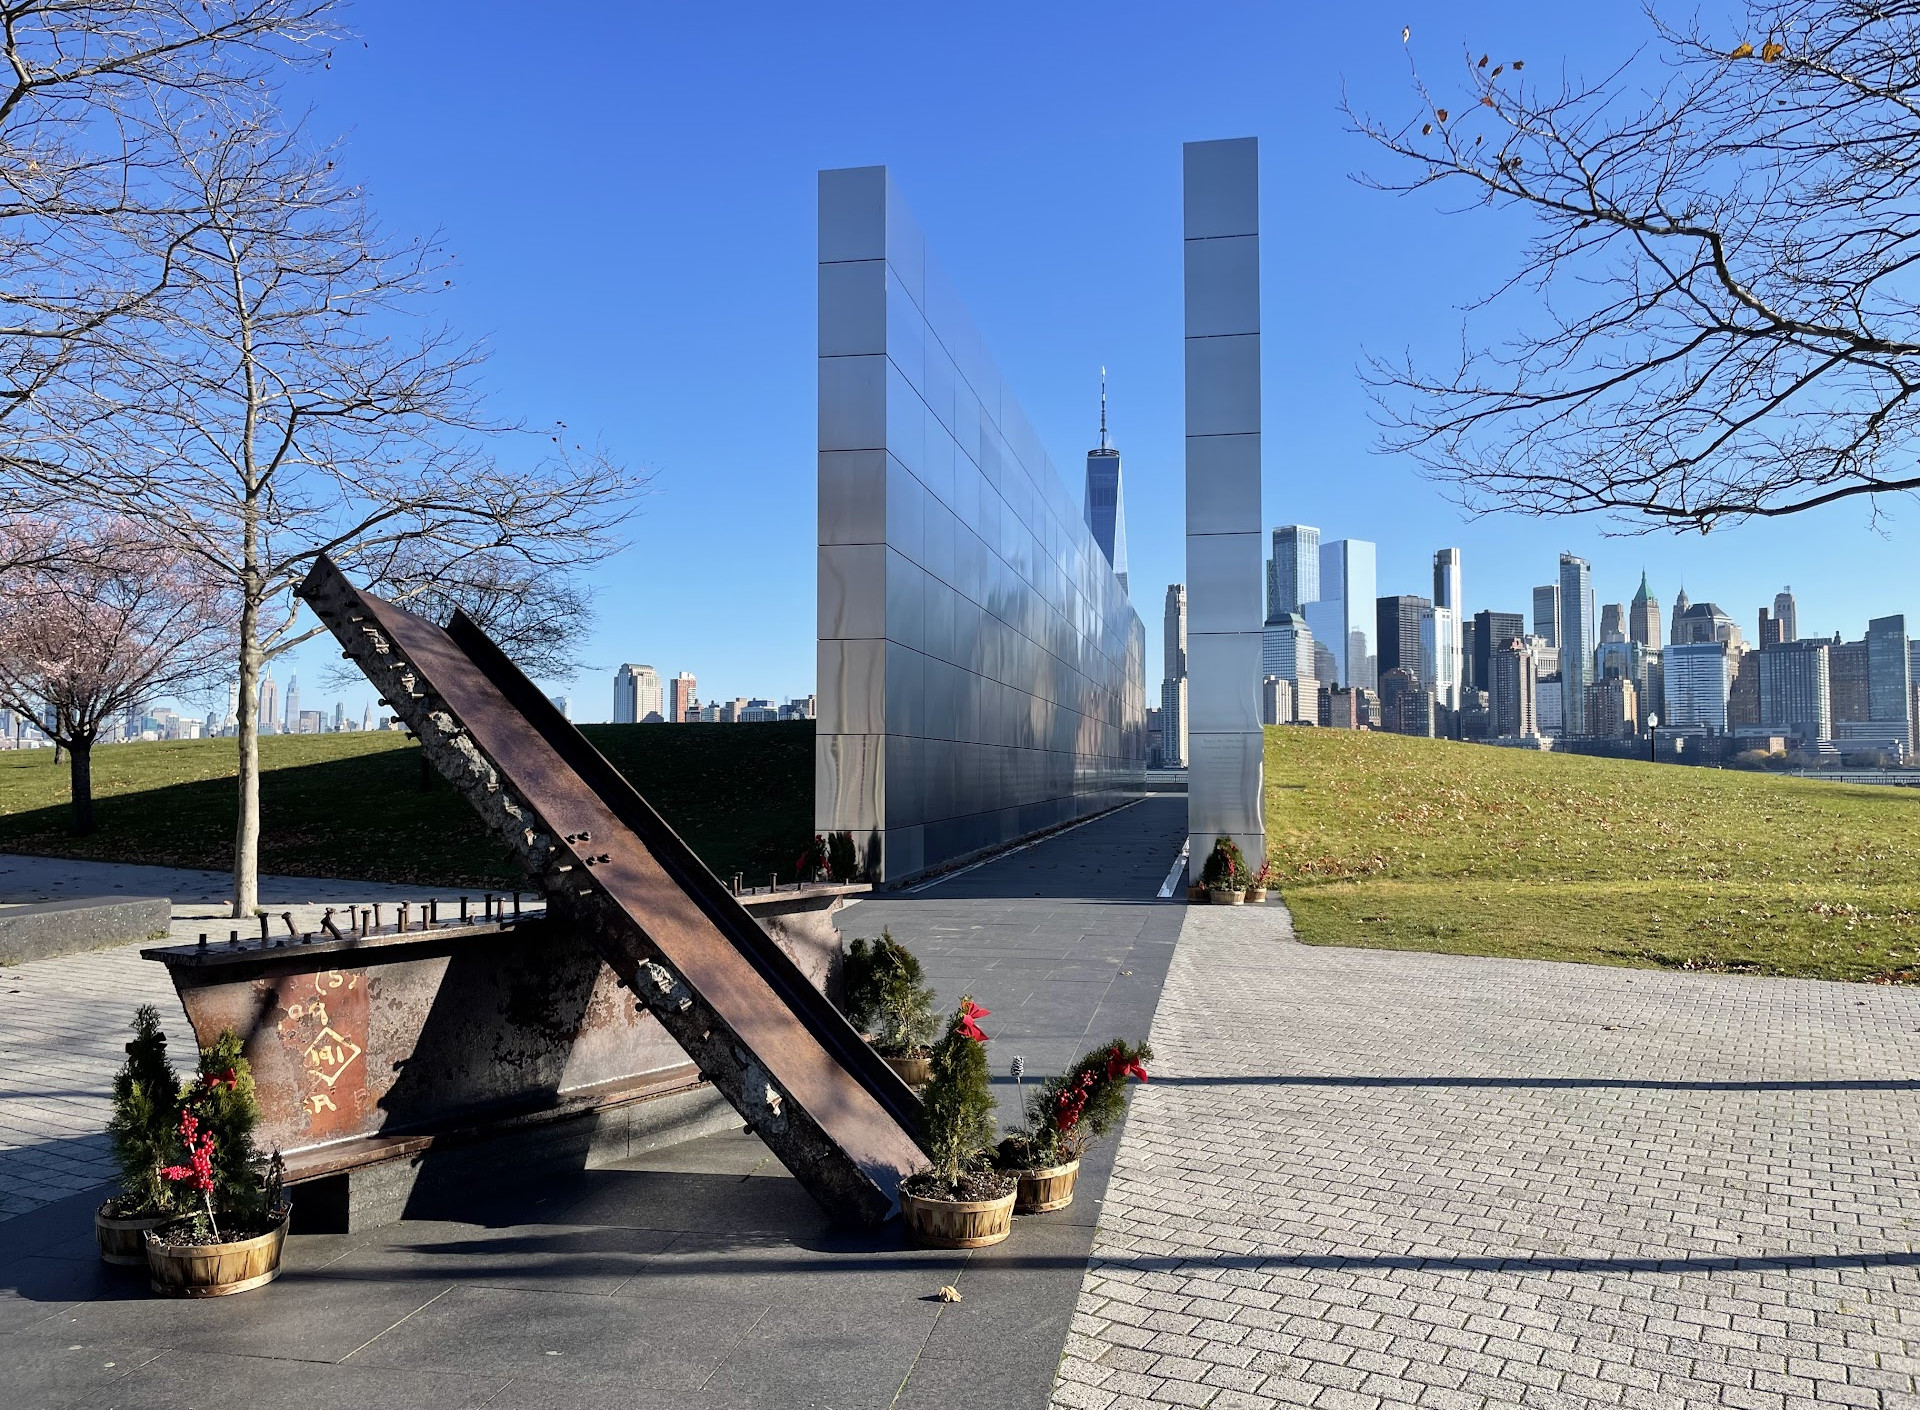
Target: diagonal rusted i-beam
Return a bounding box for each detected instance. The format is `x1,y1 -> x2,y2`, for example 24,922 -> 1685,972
297,555 -> 926,1225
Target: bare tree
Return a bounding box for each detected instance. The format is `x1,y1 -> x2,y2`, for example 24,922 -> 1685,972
1348,1 -> 1920,532
2,2 -> 335,501
0,517 -> 231,833
32,97 -> 639,916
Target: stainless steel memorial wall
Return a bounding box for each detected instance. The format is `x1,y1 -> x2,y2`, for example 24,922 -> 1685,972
1183,137 -> 1267,880
817,165 -> 1147,883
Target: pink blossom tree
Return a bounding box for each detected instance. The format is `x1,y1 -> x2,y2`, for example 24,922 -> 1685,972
0,519 -> 232,834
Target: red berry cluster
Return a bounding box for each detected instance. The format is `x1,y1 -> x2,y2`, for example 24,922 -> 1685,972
159,1109 -> 216,1195
1055,1070 -> 1097,1133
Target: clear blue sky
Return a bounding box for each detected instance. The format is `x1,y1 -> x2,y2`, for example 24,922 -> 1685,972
261,0 -> 1917,724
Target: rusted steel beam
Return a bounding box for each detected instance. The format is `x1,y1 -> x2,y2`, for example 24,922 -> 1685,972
296,555 -> 925,1225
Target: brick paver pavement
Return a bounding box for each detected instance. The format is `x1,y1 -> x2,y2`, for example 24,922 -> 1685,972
1054,902 -> 1920,1410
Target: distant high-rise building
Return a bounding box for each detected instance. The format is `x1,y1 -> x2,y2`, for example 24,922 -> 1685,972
361,701 -> 373,731
1531,584 -> 1561,647
1758,607 -> 1783,649
1305,539 -> 1377,690
1588,676 -> 1639,740
669,671 -> 698,722
1161,585 -> 1188,767
1673,601 -> 1743,649
1557,554 -> 1595,735
1268,525 -> 1320,621
1670,586 -> 1692,645
1379,668 -> 1435,738
1536,675 -> 1564,738
282,675 -> 300,735
258,670 -> 278,737
1599,603 -> 1626,642
1830,637 -> 1870,722
1759,640 -> 1831,744
1665,641 -> 1734,733
1260,676 -> 1294,728
1432,549 -> 1463,708
1774,588 -> 1799,643
1084,369 -> 1129,595
1261,612 -> 1315,721
1629,571 -> 1661,647
1472,611 -> 1527,698
613,663 -> 663,724
1376,595 -> 1430,685
1419,605 -> 1458,713
1867,614 -> 1913,749
1728,648 -> 1761,729
549,695 -> 572,719
1160,678 -> 1188,768
1490,637 -> 1538,739
333,701 -> 345,732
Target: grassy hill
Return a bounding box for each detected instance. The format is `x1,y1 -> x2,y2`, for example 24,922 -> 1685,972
0,722 -> 815,890
1265,727 -> 1920,983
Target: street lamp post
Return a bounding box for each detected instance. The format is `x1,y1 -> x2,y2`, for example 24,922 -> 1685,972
1647,712 -> 1659,763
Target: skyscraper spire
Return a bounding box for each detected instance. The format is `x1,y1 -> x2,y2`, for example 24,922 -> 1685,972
1098,366 -> 1110,451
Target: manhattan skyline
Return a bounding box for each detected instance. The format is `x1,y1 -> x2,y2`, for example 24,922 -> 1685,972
238,1 -> 1920,719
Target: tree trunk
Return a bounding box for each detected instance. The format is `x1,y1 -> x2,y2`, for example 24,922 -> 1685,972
67,736 -> 95,835
232,608 -> 262,919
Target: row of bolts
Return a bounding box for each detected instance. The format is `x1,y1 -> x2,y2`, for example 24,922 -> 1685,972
197,893 -> 529,950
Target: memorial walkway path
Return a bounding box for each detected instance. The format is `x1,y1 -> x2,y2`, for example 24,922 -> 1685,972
1054,902 -> 1920,1410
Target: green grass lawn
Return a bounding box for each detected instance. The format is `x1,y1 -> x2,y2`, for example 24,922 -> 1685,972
0,722 -> 815,890
1265,726 -> 1920,983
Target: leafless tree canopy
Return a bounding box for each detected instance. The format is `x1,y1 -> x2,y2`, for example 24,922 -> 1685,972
1,1 -> 334,497
1349,0 -> 1920,532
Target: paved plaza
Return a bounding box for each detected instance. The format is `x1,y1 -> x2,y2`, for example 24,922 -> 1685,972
5,810 -> 1920,1407
1055,905 -> 1920,1410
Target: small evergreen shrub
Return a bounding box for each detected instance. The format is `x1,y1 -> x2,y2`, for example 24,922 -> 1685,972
999,1039 -> 1152,1170
842,929 -> 939,1056
1201,836 -> 1247,890
105,1006 -> 183,1217
904,996 -> 1012,1200
160,1030 -> 275,1240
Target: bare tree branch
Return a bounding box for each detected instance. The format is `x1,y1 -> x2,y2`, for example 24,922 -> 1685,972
1347,0 -> 1920,532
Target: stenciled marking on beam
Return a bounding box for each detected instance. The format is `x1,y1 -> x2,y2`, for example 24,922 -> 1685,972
903,799 -> 1148,895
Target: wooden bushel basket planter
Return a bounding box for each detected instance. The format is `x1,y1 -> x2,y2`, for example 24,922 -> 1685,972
1013,1159 -> 1081,1213
1208,887 -> 1246,906
900,1188 -> 1016,1248
145,1210 -> 289,1298
1246,887 -> 1268,903
95,1205 -> 169,1267
882,1054 -> 933,1087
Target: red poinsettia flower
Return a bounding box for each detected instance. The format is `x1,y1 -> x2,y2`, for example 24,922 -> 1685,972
956,999 -> 991,1043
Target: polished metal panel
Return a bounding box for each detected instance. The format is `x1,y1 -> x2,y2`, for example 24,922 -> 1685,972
1184,334 -> 1262,438
1182,138 -> 1260,239
1182,235 -> 1261,337
818,166 -> 1146,881
1184,138 -> 1266,880
1184,435 -> 1262,536
1186,530 -> 1263,635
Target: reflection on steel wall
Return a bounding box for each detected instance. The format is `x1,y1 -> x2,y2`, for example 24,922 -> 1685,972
817,166 -> 1147,882
1183,138 -> 1266,880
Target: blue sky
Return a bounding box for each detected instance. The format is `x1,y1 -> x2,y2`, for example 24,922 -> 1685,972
259,0 -> 1918,724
